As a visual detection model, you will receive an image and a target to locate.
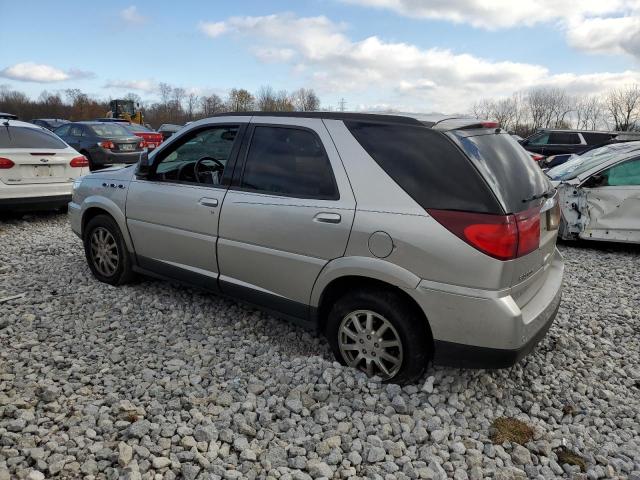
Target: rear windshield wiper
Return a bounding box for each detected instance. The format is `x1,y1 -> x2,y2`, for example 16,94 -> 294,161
522,190 -> 554,203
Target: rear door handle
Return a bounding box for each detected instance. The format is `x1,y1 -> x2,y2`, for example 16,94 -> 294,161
314,212 -> 341,224
199,198 -> 219,207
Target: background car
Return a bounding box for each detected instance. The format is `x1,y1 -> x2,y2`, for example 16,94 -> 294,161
157,123 -> 183,141
550,148 -> 640,243
0,119 -> 88,211
520,129 -> 615,156
0,112 -> 18,120
54,121 -> 145,171
31,118 -> 70,131
122,123 -> 163,151
544,139 -> 640,169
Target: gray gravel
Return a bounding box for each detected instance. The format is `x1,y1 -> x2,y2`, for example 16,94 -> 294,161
1,213 -> 639,480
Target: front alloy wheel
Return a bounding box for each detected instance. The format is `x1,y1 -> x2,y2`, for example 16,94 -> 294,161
338,310 -> 403,380
89,227 -> 119,277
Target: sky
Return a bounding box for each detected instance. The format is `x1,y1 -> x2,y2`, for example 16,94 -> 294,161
1,0 -> 639,113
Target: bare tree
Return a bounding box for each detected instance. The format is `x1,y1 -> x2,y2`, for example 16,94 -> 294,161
606,84 -> 640,131
200,93 -> 225,116
274,90 -> 294,112
292,88 -> 320,111
227,88 -> 255,112
158,83 -> 172,106
573,96 -> 604,130
256,86 -> 277,111
186,93 -> 199,121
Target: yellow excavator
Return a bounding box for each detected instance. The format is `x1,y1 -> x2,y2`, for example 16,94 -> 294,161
106,99 -> 144,124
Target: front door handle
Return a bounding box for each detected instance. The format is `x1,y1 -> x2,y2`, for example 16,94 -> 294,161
314,212 -> 341,224
199,198 -> 219,207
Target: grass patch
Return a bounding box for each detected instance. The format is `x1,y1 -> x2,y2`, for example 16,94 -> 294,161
490,417 -> 534,445
556,447 -> 587,472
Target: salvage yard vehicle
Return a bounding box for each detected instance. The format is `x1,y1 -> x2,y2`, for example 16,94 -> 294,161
548,148 -> 640,243
69,112 -> 564,383
122,123 -> 163,151
521,129 -> 616,156
31,118 -> 70,131
55,122 -> 145,171
543,140 -> 640,170
0,119 -> 88,211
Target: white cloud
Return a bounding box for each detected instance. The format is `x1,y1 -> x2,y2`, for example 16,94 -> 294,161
340,0 -> 635,29
200,13 -> 640,111
120,6 -> 146,24
0,62 -> 93,83
566,15 -> 640,60
104,79 -> 159,93
198,21 -> 228,37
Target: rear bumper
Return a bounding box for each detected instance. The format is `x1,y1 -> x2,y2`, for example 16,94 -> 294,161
0,183 -> 73,211
90,149 -> 143,167
410,248 -> 564,368
0,194 -> 71,211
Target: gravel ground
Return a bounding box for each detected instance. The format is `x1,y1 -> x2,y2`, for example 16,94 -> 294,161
0,213 -> 638,480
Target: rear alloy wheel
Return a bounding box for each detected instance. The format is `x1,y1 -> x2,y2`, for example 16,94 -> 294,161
338,310 -> 403,379
326,288 -> 431,384
83,214 -> 134,285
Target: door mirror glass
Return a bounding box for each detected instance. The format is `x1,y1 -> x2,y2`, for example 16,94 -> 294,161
135,150 -> 152,179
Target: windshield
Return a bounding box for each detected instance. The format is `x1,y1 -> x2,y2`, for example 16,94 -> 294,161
547,142 -> 640,180
89,124 -> 132,137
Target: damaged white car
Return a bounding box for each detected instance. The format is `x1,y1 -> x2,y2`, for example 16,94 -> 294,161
547,147 -> 640,243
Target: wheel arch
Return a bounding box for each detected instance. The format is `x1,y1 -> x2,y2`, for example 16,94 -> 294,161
80,197 -> 134,253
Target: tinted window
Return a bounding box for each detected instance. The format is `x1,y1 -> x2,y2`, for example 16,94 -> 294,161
54,124 -> 70,137
69,125 -> 85,137
89,124 -> 131,137
548,132 -> 581,144
582,132 -> 612,144
601,158 -> 640,186
154,126 -> 239,186
528,133 -> 550,145
240,126 -> 338,199
346,122 -> 501,213
0,126 -> 67,149
450,132 -> 551,213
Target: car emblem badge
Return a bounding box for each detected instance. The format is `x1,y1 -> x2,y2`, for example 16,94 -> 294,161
40,158 -> 49,163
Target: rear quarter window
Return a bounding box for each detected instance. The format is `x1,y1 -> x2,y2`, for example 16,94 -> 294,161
548,132 -> 581,144
0,126 -> 67,149
345,122 -> 502,213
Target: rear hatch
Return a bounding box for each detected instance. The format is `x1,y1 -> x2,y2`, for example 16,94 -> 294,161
447,129 -> 559,305
0,125 -> 81,184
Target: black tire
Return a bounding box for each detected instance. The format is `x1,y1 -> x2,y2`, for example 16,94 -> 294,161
325,288 -> 431,385
83,214 -> 134,285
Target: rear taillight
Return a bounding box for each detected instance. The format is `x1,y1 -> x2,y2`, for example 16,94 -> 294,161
515,207 -> 541,257
98,141 -> 115,149
480,121 -> 499,128
428,207 -> 541,261
0,157 -> 15,169
70,156 -> 89,168
138,140 -> 145,149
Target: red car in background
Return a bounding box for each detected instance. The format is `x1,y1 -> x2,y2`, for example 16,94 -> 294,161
123,123 -> 163,151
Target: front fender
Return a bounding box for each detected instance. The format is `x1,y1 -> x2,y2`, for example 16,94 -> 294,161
80,195 -> 134,253
310,256 -> 421,307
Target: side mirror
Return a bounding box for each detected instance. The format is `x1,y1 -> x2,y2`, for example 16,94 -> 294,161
135,150 -> 152,179
584,173 -> 605,188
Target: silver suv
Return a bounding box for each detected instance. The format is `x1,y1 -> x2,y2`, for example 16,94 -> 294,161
69,113 -> 564,383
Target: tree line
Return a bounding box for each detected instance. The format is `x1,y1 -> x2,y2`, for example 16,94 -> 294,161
471,84 -> 640,137
0,84 -> 320,128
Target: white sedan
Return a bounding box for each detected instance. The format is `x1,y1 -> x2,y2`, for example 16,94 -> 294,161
0,119 -> 89,212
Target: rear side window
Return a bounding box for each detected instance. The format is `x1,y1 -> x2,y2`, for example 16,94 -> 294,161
0,126 -> 67,149
240,126 -> 338,199
346,122 -> 501,213
602,158 -> 640,186
582,132 -> 613,144
548,132 -> 581,144
450,132 -> 551,213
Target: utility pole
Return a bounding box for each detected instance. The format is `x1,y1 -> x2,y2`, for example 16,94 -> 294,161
338,98 -> 347,112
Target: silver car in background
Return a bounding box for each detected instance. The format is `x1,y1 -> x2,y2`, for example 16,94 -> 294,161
69,112 -> 563,383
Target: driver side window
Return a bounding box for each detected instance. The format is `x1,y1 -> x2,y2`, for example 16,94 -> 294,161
153,125 -> 239,186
